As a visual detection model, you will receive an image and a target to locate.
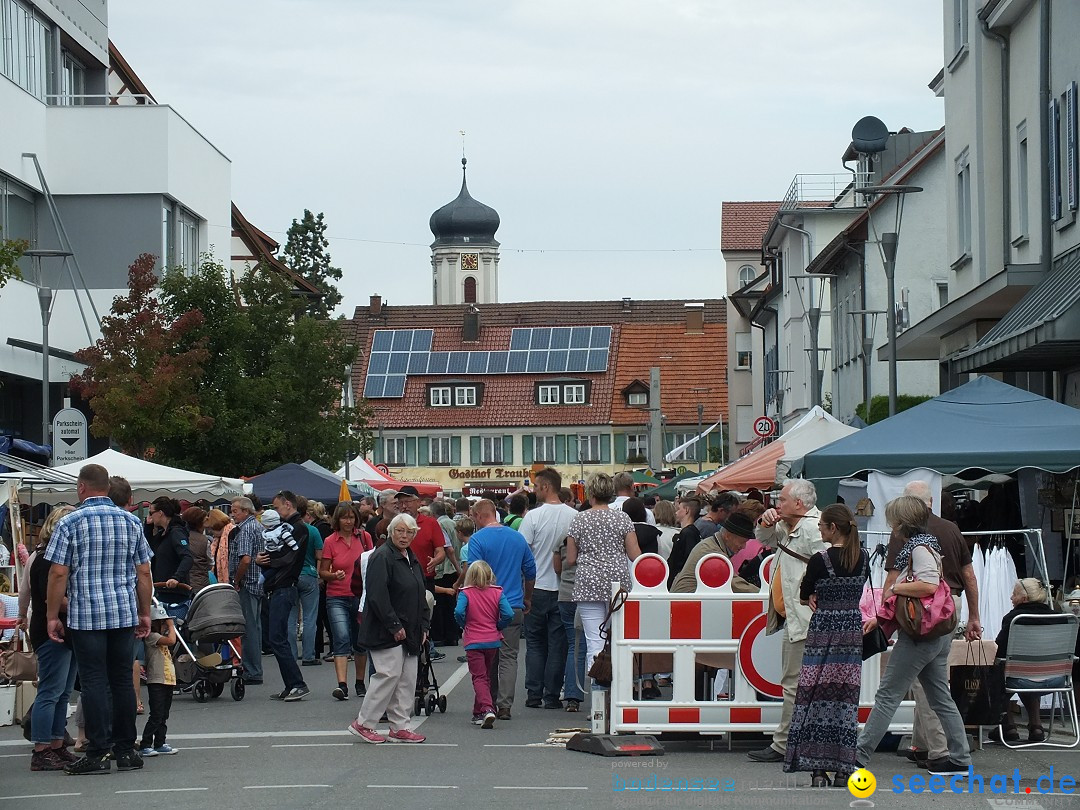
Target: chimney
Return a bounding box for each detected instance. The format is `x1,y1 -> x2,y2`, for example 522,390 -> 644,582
463,305 -> 480,342
685,302 -> 704,334
369,294 -> 382,316
622,297 -> 632,313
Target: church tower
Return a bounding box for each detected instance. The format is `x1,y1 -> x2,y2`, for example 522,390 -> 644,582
429,158 -> 500,305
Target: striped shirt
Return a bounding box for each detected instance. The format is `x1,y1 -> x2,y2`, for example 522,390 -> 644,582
229,514 -> 265,597
45,496 -> 151,631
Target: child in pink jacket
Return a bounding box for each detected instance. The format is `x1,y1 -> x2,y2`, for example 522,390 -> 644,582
455,561 -> 513,729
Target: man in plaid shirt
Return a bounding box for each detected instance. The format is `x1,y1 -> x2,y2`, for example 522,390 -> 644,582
46,463 -> 152,775
228,496 -> 265,684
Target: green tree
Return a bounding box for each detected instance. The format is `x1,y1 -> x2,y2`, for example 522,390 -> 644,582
282,209 -> 342,319
69,254 -> 210,458
855,394 -> 933,425
0,229 -> 28,289
157,257 -> 370,475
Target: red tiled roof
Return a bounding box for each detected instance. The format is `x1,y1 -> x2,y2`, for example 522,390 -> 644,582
721,202 -> 782,251
610,323 -> 728,426
349,299 -> 727,429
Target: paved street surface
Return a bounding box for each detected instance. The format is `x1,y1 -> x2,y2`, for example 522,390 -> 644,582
2,645 -> 1077,809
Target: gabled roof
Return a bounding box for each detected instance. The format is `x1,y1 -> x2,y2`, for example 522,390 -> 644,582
721,202 -> 782,251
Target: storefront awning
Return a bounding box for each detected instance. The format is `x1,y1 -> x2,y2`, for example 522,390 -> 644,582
953,249 -> 1080,372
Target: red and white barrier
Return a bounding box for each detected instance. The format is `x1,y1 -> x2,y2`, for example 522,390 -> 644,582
604,553 -> 914,736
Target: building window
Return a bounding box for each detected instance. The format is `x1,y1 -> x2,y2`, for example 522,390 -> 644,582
564,384 -> 586,405
0,175 -> 36,249
577,434 -> 601,463
463,276 -> 477,303
0,0 -> 52,102
735,332 -> 752,369
480,436 -> 503,464
430,386 -> 451,407
538,384 -> 560,405
1065,82 -> 1078,213
384,437 -> 407,465
58,51 -> 85,106
1016,122 -> 1029,240
533,435 -> 556,463
738,264 -> 756,288
627,392 -> 647,406
178,207 -> 199,274
668,432 -> 695,462
736,406 -> 754,443
951,0 -> 968,58
627,433 -> 648,460
955,151 -> 971,259
936,281 -> 949,310
161,205 -> 174,269
430,436 -> 452,465
454,386 -> 476,406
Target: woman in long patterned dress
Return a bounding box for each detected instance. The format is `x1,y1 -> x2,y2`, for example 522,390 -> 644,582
783,504 -> 867,787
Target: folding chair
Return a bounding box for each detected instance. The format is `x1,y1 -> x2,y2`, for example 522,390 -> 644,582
997,612 -> 1079,749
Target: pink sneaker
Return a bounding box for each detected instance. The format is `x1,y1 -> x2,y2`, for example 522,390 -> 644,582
387,728 -> 426,744
347,721 -> 386,744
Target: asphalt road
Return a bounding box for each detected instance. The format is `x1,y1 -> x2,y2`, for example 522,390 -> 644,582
1,646 -> 1077,810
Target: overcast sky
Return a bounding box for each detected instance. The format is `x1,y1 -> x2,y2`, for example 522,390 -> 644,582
107,0 -> 944,315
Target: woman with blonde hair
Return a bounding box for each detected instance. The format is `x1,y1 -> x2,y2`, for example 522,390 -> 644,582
206,508 -> 233,585
455,560 -> 513,728
566,472 -> 642,676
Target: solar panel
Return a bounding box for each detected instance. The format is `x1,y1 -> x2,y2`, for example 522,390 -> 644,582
586,349 -> 608,372
510,330 -> 529,350
388,353 -> 408,374
527,351 -> 548,373
364,375 -> 385,397
372,331 -> 393,351
570,327 -> 591,348
467,351 -> 488,374
448,352 -> 469,374
508,351 -> 528,372
408,354 -> 429,374
384,375 -> 406,397
550,328 -> 571,350
591,326 -> 612,348
547,349 -> 568,373
531,327 -> 551,350
391,331 -> 412,351
487,351 -> 508,374
368,353 -> 390,375
412,330 -> 433,351
567,349 -> 588,372
428,351 -> 449,374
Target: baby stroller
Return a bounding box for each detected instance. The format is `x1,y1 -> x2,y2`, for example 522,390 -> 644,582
170,583 -> 247,702
413,642 -> 447,716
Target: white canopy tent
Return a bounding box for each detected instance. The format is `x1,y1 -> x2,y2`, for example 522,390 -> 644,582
0,448 -> 245,503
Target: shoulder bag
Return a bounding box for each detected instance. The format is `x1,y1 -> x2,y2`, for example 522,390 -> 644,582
0,629 -> 37,683
893,547 -> 957,641
861,549 -> 889,660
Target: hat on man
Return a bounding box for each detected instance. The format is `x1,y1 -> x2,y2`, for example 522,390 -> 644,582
719,512 -> 756,540
395,485 -> 420,499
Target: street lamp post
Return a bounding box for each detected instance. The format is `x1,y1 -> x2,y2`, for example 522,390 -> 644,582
849,309 -> 885,422
24,249 -> 73,450
697,403 -> 704,473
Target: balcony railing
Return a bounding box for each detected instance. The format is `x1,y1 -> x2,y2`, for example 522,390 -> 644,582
780,172 -> 871,211
45,94 -> 156,107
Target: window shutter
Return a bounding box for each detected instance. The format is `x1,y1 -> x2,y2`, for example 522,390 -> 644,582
417,436 -> 429,464
555,435 -> 566,464
373,440 -> 383,465
567,435 -> 579,464
406,437 -> 417,466
600,434 -> 611,464
522,435 -> 533,465
470,436 -> 481,465
1050,96 -> 1061,221
502,435 -> 514,465
1068,81 -> 1078,211
451,436 -> 461,466
614,433 -> 627,463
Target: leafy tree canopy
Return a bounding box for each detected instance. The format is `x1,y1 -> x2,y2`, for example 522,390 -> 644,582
855,394 -> 933,425
282,209 -> 342,319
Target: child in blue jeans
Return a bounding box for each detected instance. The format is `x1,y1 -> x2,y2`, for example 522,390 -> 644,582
455,561 -> 512,729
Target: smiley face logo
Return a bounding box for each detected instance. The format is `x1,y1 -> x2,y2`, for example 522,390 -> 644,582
848,768 -> 876,798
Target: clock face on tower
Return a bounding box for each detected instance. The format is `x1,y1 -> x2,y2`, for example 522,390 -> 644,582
461,253 -> 479,271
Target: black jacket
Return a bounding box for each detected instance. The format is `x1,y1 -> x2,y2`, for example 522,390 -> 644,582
149,518 -> 193,603
358,542 -> 431,655
259,512 -> 308,593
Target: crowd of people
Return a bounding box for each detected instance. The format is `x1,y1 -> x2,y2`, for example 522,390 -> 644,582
8,462 -> 1079,784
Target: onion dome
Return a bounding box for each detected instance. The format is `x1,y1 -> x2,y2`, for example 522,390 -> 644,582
429,158 -> 500,246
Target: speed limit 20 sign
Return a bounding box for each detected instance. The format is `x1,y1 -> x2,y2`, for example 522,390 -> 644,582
753,416 -> 777,437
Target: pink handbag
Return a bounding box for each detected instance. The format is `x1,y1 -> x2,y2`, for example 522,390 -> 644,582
877,548 -> 956,640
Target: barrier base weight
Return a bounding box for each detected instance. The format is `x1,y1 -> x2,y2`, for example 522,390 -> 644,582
566,732 -> 666,757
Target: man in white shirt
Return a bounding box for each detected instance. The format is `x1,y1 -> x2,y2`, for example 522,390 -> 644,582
519,467 -> 578,709
611,471 -> 655,524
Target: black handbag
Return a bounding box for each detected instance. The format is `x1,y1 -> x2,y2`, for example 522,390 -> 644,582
587,588 -> 627,686
862,549 -> 889,661
950,641 -> 1006,726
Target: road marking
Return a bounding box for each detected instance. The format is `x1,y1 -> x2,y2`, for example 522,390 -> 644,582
987,802 -> 1044,810
493,786 -> 589,791
0,754 -> 28,758
412,662 -> 469,729
243,785 -> 331,790
115,788 -> 209,794
272,742 -> 459,748
483,743 -> 544,748
366,785 -> 459,789
0,794 -> 82,801
177,745 -> 251,751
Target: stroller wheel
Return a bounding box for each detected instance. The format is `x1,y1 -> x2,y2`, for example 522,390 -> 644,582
414,697 -> 422,717
438,695 -> 447,713
231,678 -> 245,702
193,681 -> 209,703
210,681 -> 225,699
426,694 -> 437,716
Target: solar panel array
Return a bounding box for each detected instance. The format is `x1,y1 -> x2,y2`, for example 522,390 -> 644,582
364,326 -> 613,398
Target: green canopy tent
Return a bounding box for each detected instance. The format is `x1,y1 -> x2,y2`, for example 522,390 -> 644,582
799,377 -> 1080,504
647,470 -> 705,501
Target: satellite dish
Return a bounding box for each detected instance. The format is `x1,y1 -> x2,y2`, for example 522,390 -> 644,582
851,116 -> 889,154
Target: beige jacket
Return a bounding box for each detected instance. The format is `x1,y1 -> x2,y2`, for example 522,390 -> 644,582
670,533 -> 757,595
755,508 -> 824,643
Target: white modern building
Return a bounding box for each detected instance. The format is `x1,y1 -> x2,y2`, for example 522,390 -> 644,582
899,0 -> 1080,405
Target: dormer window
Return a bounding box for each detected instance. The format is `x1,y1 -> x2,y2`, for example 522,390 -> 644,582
627,392 -> 647,406
455,386 -> 477,406
539,384 -> 560,405
430,387 -> 451,407
564,384 -> 586,405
